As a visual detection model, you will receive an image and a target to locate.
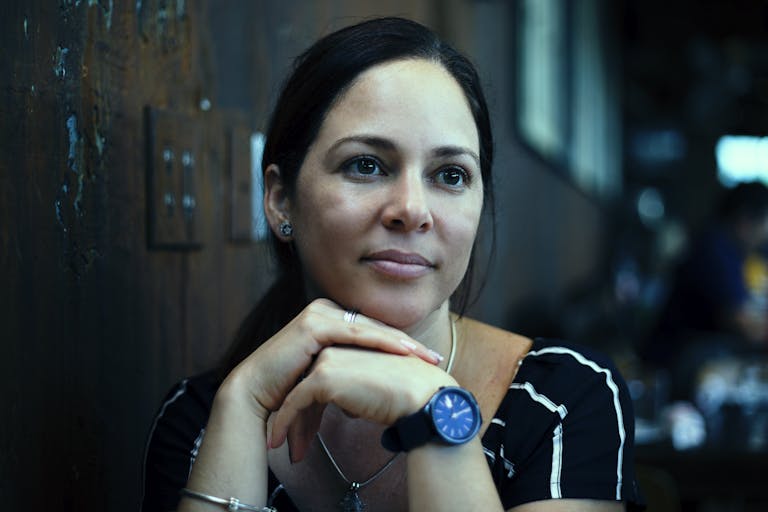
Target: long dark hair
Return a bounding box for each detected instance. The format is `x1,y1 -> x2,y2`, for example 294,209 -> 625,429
220,17 -> 496,376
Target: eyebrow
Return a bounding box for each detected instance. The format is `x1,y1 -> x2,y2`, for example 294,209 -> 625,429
327,135 -> 480,167
432,145 -> 481,167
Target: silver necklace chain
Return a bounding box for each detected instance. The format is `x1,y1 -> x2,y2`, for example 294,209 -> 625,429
316,434 -> 400,489
316,316 -> 457,508
445,318 -> 457,374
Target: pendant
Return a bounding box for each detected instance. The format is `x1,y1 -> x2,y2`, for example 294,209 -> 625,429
339,482 -> 365,512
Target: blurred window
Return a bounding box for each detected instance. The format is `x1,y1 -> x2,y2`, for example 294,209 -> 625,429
716,135 -> 768,187
515,0 -> 621,199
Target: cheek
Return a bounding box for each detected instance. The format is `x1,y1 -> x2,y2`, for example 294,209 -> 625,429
442,196 -> 483,246
292,187 -> 372,260
301,190 -> 371,236
437,209 -> 481,285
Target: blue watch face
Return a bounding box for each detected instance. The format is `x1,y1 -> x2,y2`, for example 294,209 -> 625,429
431,388 -> 481,444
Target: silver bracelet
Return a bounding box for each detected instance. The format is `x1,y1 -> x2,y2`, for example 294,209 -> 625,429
180,488 -> 277,512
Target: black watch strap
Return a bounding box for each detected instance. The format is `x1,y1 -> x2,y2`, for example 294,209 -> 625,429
381,409 -> 433,452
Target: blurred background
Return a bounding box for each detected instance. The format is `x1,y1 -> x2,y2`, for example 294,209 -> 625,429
2,0 -> 767,510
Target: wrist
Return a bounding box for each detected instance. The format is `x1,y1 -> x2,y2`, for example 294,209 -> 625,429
383,384 -> 482,452
400,374 -> 459,414
217,370 -> 271,423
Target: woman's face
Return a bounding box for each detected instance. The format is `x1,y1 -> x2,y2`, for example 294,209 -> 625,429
285,58 -> 483,329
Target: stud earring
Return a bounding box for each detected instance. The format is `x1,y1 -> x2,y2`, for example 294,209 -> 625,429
279,220 -> 293,237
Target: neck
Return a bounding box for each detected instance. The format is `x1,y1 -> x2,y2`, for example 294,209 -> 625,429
401,302 -> 454,368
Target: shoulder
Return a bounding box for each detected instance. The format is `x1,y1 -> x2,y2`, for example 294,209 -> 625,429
481,339 -> 642,509
144,371 -> 220,458
142,371 -> 220,512
456,316 -> 532,363
502,338 -> 636,478
523,338 -> 623,380
489,338 -> 634,468
513,338 -> 632,419
149,371 -> 220,431
452,316 -> 532,409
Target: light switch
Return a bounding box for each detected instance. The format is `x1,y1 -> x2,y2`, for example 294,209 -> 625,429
145,107 -> 203,250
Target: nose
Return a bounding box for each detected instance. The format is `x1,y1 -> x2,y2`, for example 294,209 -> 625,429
381,172 -> 434,232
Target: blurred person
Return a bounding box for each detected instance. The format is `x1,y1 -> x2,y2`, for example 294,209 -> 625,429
644,181 -> 768,398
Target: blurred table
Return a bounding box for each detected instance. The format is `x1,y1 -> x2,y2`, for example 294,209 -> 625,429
631,356 -> 768,510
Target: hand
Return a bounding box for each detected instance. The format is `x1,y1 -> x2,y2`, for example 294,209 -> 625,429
269,344 -> 457,461
221,298 -> 441,422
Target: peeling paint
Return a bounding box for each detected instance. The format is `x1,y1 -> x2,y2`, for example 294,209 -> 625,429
66,114 -> 79,172
106,0 -> 114,30
94,129 -> 106,157
65,115 -> 86,216
74,172 -> 85,215
176,0 -> 186,18
59,0 -> 83,15
88,0 -> 114,31
55,195 -> 67,233
58,0 -> 83,25
23,18 -> 28,38
53,47 -> 69,78
157,4 -> 169,26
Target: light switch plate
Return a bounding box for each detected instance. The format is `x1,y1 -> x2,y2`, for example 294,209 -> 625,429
145,106 -> 203,250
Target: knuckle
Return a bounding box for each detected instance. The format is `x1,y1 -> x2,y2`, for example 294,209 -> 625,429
308,297 -> 333,312
314,347 -> 334,367
297,309 -> 319,333
306,298 -> 323,311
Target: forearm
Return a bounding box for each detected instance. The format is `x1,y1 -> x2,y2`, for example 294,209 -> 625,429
407,437 -> 503,512
179,375 -> 271,511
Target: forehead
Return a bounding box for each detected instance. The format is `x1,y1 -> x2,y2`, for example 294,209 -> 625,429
314,58 -> 479,152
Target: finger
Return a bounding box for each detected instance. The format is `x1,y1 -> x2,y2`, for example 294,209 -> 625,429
270,377 -> 328,449
397,336 -> 444,366
304,306 -> 442,365
286,401 -> 325,463
341,311 -> 442,363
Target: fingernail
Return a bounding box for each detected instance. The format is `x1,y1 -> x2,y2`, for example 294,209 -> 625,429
400,339 -> 417,351
428,349 -> 444,363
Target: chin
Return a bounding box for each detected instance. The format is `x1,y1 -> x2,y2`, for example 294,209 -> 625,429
356,298 -> 443,331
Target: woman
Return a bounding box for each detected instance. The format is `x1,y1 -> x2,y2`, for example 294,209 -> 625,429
143,17 -> 643,512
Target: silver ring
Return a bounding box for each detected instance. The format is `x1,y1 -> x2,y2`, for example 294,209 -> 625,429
343,309 -> 358,324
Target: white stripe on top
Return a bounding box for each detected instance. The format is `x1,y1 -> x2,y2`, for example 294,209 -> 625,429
189,428 -> 206,478
140,379 -> 189,511
527,346 -> 627,500
510,381 -> 568,498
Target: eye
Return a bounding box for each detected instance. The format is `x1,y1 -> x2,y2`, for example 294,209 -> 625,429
435,167 -> 469,188
342,156 -> 384,177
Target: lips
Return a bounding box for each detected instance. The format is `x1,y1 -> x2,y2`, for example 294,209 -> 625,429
362,249 -> 436,279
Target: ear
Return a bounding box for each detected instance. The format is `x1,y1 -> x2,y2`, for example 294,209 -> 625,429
263,164 -> 292,239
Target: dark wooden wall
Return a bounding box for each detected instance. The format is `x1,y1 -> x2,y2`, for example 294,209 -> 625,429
0,1 -> 607,510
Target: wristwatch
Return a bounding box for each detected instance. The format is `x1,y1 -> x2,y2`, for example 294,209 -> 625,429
381,386 -> 482,452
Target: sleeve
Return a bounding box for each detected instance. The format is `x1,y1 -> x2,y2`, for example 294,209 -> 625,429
141,378 -> 213,512
557,355 -> 641,504
492,343 -> 645,510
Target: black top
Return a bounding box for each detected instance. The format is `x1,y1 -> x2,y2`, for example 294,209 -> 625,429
142,338 -> 645,511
